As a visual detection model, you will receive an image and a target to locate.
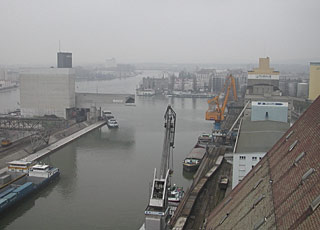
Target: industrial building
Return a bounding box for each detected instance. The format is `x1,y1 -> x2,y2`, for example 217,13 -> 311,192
206,96 -> 320,230
20,68 -> 75,119
309,62 -> 320,100
232,118 -> 289,188
297,82 -> 309,98
247,57 -> 280,95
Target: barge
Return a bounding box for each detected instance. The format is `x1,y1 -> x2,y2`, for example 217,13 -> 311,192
0,160 -> 59,213
183,145 -> 206,172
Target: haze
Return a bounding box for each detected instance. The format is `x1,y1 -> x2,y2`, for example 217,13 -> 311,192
0,0 -> 319,65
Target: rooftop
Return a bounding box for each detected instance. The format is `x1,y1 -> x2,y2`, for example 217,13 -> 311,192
235,118 -> 289,153
206,96 -> 320,230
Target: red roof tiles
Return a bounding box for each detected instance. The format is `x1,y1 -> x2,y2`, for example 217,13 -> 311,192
206,96 -> 320,230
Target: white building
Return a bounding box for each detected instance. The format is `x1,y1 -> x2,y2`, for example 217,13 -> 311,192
20,68 -> 75,119
232,118 -> 289,189
251,101 -> 288,123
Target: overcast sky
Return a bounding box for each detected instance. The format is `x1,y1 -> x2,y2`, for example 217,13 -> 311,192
0,0 -> 319,66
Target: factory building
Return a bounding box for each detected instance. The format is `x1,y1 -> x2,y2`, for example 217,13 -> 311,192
247,57 -> 280,95
20,68 -> 75,119
309,62 -> 320,100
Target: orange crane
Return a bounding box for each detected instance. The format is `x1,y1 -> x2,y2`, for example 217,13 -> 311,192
205,74 -> 238,129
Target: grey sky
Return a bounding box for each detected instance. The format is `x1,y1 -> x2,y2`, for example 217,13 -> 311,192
0,0 -> 319,65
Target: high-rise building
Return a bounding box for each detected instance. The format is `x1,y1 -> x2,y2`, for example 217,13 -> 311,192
57,52 -> 72,68
309,62 -> 320,100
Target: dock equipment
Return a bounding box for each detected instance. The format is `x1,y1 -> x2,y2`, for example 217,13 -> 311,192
206,75 -> 238,130
144,105 -> 176,230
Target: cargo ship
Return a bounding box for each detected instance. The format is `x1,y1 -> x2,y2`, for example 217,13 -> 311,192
183,145 -> 206,172
0,160 -> 60,213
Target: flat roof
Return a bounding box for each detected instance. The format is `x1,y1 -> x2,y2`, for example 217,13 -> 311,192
7,160 -> 32,165
236,118 -> 289,153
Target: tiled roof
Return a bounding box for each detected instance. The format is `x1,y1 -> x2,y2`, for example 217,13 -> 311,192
206,96 -> 320,230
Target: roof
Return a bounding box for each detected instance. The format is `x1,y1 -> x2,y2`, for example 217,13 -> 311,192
7,160 -> 32,166
236,119 -> 289,153
206,96 -> 320,230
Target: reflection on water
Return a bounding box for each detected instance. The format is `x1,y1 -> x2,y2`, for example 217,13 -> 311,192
0,178 -> 60,229
182,170 -> 195,181
0,74 -> 212,230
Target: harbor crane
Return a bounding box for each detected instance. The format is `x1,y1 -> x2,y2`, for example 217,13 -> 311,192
143,105 -> 176,230
206,74 -> 238,130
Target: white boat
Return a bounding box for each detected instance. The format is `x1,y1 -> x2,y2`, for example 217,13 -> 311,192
102,110 -> 114,120
136,88 -> 155,96
107,118 -> 119,128
168,185 -> 184,202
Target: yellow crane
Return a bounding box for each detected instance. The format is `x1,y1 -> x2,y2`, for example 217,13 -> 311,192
205,74 -> 238,129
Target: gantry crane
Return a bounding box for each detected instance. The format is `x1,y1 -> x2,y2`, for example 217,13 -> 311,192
144,105 -> 176,230
206,74 -> 238,130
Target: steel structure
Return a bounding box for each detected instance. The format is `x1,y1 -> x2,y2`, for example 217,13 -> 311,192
0,117 -> 68,153
0,117 -> 67,131
144,105 -> 177,230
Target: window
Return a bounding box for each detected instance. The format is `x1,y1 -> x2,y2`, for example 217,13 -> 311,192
252,156 -> 257,160
259,157 -> 262,160
240,156 -> 246,160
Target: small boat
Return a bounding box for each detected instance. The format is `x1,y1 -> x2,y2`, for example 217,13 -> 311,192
168,185 -> 184,203
107,118 -> 119,128
198,133 -> 212,144
102,110 -> 114,120
136,88 -> 155,96
183,145 -> 206,172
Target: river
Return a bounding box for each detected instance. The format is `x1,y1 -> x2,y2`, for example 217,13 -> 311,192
0,71 -> 211,229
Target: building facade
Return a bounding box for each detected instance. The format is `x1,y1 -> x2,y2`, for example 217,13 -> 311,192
20,68 -> 75,119
309,62 -> 320,100
247,57 -> 280,95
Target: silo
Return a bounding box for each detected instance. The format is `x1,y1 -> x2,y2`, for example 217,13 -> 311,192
288,82 -> 297,97
297,83 -> 309,98
279,81 -> 286,95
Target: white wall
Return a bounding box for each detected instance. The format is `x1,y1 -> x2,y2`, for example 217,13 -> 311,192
20,68 -> 75,119
232,152 -> 266,189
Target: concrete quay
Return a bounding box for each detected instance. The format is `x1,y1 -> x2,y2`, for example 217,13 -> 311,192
0,120 -> 106,174
23,120 -> 106,162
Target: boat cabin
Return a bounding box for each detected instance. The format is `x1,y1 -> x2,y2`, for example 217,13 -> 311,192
7,161 -> 32,173
29,164 -> 59,178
